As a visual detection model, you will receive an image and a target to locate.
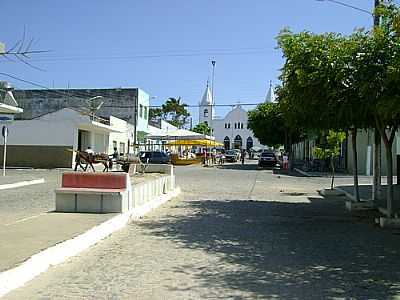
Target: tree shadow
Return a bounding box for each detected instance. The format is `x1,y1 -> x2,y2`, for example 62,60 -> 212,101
137,197 -> 400,299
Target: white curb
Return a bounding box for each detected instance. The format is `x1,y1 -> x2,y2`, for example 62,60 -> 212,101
0,187 -> 181,298
0,179 -> 45,191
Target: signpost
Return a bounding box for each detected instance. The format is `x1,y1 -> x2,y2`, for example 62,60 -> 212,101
2,125 -> 8,176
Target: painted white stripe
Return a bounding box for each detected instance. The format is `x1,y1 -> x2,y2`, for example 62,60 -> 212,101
3,213 -> 47,227
0,187 -> 181,298
0,179 -> 45,191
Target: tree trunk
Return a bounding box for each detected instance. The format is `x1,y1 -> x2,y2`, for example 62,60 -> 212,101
385,142 -> 394,217
351,128 -> 360,202
373,129 -> 382,204
330,156 -> 335,190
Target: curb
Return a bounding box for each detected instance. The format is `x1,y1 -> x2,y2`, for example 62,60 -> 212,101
0,187 -> 181,298
293,168 -> 313,177
0,179 -> 45,191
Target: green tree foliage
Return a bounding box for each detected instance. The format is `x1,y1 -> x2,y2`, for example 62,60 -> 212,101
313,130 -> 346,189
192,122 -> 212,135
149,107 -> 163,120
248,103 -> 286,148
161,97 -> 190,128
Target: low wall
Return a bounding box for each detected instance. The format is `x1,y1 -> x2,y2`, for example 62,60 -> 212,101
55,166 -> 176,214
0,145 -> 73,168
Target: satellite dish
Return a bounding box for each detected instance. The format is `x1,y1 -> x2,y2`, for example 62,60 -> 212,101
86,96 -> 104,116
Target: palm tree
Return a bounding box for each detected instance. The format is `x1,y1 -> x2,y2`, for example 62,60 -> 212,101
162,97 -> 190,128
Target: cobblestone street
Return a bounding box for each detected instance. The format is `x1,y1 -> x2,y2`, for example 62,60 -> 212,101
4,163 -> 400,299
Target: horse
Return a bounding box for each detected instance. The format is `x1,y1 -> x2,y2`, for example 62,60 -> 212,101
74,151 -> 110,172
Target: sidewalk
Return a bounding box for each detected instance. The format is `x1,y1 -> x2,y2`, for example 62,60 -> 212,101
0,213 -> 115,272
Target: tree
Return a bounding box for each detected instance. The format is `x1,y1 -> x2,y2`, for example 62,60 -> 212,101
161,97 -> 190,128
248,102 -> 287,148
313,130 -> 346,190
192,122 -> 212,135
149,107 -> 163,120
276,29 -> 376,201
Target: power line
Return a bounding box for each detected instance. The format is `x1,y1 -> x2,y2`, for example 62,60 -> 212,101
0,73 -> 265,108
0,48 -> 271,63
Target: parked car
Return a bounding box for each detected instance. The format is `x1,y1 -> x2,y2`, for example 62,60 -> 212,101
232,149 -> 241,160
225,150 -> 238,162
139,151 -> 169,164
258,151 -> 278,168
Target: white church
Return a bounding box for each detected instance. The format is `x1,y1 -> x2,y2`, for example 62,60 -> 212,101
198,82 -> 276,150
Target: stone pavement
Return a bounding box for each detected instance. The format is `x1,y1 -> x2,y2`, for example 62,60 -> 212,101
4,162 -> 400,299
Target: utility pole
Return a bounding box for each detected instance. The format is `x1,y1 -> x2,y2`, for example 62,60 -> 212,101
211,60 -> 216,135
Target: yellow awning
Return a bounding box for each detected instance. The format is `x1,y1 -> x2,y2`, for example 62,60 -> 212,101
167,139 -> 223,147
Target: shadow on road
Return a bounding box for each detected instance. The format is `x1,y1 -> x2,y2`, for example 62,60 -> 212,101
138,196 -> 400,299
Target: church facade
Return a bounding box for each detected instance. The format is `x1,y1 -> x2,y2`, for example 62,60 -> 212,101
198,82 -> 275,150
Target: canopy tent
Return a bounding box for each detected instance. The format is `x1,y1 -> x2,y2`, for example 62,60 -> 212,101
146,129 -> 214,141
166,139 -> 223,147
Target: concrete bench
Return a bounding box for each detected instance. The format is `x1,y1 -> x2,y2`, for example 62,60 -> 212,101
55,172 -> 131,213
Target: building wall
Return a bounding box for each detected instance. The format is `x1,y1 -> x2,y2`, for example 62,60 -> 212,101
211,106 -> 263,149
346,129 -> 398,176
1,108 -> 119,168
13,88 -> 139,123
136,89 -> 150,133
199,104 -> 213,126
0,145 -> 73,168
108,116 -> 133,154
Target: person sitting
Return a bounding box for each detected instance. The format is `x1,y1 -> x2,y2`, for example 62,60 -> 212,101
85,146 -> 94,154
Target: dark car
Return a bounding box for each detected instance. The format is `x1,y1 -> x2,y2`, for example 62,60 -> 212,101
258,151 -> 278,168
140,151 -> 169,164
224,150 -> 238,162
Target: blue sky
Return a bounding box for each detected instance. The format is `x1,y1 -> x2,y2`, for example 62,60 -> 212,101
1,0 -> 375,121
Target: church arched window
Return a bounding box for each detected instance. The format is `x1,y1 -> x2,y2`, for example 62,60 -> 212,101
234,123 -> 237,129
228,123 -> 231,129
241,123 -> 244,129
204,109 -> 209,118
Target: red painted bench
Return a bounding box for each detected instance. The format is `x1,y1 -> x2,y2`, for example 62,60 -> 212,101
55,172 -> 130,213
57,172 -> 126,193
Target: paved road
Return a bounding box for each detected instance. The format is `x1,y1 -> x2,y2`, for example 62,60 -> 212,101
0,169 -> 62,226
4,162 -> 400,299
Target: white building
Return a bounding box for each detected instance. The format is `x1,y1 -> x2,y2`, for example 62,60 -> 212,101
198,82 -> 275,150
2,108 -> 128,168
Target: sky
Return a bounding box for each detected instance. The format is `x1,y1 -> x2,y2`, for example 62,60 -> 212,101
1,0 -> 377,122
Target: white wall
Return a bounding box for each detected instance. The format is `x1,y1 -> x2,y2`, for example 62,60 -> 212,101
211,106 -> 263,149
6,119 -> 75,146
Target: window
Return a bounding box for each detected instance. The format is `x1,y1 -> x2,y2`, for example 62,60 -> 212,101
204,109 -> 208,118
112,141 -> 117,150
119,142 -> 125,154
144,106 -> 148,119
224,123 -> 227,129
234,123 -> 237,129
204,121 -> 208,126
228,123 -> 230,129
241,123 -> 243,129
139,104 -> 143,118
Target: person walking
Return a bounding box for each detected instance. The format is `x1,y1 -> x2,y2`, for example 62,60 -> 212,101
241,149 -> 245,165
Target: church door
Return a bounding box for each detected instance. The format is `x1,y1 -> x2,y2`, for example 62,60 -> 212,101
224,136 -> 230,150
246,137 -> 253,150
234,135 -> 242,149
